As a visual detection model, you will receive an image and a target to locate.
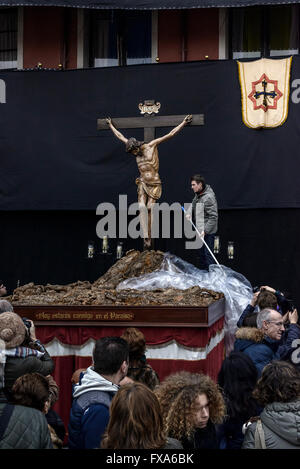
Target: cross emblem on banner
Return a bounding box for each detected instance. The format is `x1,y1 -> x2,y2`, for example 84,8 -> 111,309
248,73 -> 283,113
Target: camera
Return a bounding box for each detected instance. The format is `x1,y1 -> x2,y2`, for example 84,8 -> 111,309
22,317 -> 32,344
286,299 -> 295,312
253,286 -> 266,293
22,317 -> 32,330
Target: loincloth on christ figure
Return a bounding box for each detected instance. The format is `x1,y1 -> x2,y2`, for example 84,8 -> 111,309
135,177 -> 162,201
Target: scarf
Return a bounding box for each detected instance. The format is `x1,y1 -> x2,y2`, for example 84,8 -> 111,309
0,345 -> 44,389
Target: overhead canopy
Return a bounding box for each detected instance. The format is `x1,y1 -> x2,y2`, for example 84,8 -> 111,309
0,0 -> 300,9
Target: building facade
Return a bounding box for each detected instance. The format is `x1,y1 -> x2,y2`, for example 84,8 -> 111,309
0,4 -> 298,70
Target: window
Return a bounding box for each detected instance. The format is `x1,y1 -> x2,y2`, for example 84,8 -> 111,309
87,10 -> 152,68
0,8 -> 17,70
230,5 -> 299,59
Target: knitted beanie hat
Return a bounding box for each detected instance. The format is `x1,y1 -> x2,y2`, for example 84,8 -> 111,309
0,312 -> 26,349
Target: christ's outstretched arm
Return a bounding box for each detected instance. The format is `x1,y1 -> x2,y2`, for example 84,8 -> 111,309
106,117 -> 128,144
148,114 -> 192,148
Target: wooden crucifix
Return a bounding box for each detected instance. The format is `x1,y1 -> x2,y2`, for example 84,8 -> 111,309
97,101 -> 204,250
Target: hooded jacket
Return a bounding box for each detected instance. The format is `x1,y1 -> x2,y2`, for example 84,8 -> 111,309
234,325 -> 300,377
68,366 -> 119,449
191,184 -> 218,235
234,327 -> 280,377
242,400 -> 300,449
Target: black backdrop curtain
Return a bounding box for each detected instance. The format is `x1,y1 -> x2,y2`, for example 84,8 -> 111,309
1,57 -> 300,307
1,57 -> 300,210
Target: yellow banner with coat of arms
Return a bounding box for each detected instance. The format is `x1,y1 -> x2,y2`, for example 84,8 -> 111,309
238,57 -> 292,129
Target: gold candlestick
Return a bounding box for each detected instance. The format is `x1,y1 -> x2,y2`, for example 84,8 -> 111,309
102,236 -> 108,253
116,242 -> 123,259
213,236 -> 220,254
227,241 -> 234,259
88,242 -> 94,258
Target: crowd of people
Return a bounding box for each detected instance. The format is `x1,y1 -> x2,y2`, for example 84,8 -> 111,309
0,282 -> 300,450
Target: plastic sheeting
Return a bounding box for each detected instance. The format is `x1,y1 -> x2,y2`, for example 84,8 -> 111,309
117,252 -> 253,353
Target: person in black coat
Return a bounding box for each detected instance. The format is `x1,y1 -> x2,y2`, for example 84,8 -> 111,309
217,351 -> 261,449
0,312 -> 54,402
237,286 -> 291,328
120,327 -> 160,391
234,308 -> 300,377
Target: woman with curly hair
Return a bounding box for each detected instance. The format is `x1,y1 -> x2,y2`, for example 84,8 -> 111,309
120,327 -> 159,390
242,360 -> 300,449
155,371 -> 226,449
100,382 -> 182,449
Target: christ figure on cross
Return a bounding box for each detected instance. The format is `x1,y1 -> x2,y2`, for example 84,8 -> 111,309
106,114 -> 192,249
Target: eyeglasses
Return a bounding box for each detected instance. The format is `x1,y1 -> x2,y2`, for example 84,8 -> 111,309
266,320 -> 284,327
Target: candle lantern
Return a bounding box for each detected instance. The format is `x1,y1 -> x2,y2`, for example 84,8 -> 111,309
102,235 -> 109,254
227,241 -> 234,259
213,236 -> 220,254
116,242 -> 123,259
87,241 -> 95,259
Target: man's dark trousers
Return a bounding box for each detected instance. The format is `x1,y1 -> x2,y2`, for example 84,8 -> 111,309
199,234 -> 215,271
